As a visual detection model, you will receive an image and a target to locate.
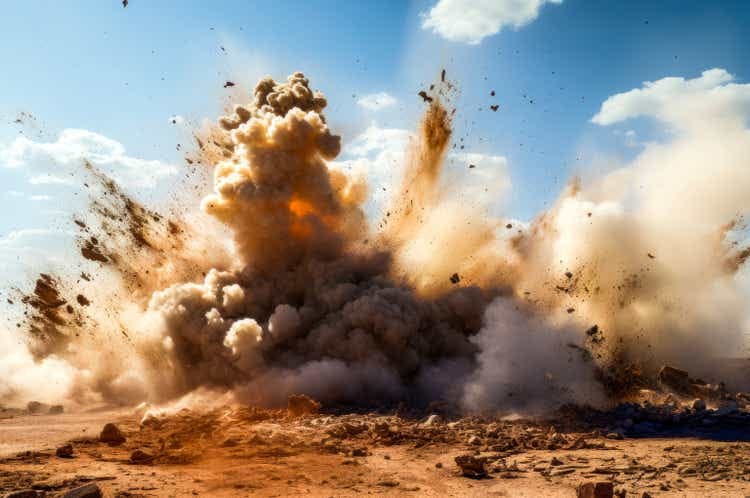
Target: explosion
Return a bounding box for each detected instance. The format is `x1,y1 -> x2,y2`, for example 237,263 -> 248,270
2,70 -> 750,416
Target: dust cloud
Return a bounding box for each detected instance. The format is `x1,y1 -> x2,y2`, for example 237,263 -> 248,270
2,70 -> 749,416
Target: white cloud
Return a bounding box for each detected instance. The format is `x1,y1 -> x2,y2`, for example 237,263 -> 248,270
592,68 -> 750,134
29,194 -> 51,201
422,0 -> 563,45
357,92 -> 397,112
331,124 -> 412,212
0,128 -> 177,188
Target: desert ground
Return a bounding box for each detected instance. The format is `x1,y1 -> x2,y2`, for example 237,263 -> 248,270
3,396 -> 750,498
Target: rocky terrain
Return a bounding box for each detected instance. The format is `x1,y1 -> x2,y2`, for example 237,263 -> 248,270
3,387 -> 750,497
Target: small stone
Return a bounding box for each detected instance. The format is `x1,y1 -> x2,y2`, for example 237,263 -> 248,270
56,443 -> 74,458
99,423 -> 126,445
435,462 -> 443,468
130,448 -> 154,464
421,414 -> 442,427
468,435 -> 482,445
577,481 -> 614,498
376,480 -> 399,487
220,437 -> 240,447
351,447 -> 368,457
140,413 -> 162,428
455,454 -> 487,478
5,490 -> 42,498
550,456 -> 563,466
62,483 -> 103,498
48,405 -> 64,414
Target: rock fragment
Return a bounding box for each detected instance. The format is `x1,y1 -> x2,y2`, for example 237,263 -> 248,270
26,401 -> 46,414
56,443 -> 74,458
576,481 -> 614,498
287,394 -> 321,416
99,423 -> 126,445
5,490 -> 42,498
455,454 -> 487,478
130,448 -> 154,464
62,483 -> 102,498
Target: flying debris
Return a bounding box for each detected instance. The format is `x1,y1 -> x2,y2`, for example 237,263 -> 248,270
418,90 -> 433,103
223,81 -> 235,88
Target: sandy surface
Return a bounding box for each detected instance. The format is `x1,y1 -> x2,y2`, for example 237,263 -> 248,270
2,408 -> 750,497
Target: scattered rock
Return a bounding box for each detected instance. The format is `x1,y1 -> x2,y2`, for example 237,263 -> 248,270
62,483 -> 103,498
376,480 -> 399,487
450,273 -> 460,284
56,443 -> 74,458
26,401 -> 46,414
130,448 -> 155,464
455,454 -> 487,478
99,423 -> 126,445
5,490 -> 42,498
576,481 -> 614,498
436,462 -> 443,468
140,412 -> 162,428
351,447 -> 368,457
287,394 -> 321,416
421,414 -> 442,427
220,437 -> 240,447
550,456 -> 563,466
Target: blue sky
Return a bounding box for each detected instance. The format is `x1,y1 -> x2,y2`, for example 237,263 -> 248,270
2,0 -> 750,282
